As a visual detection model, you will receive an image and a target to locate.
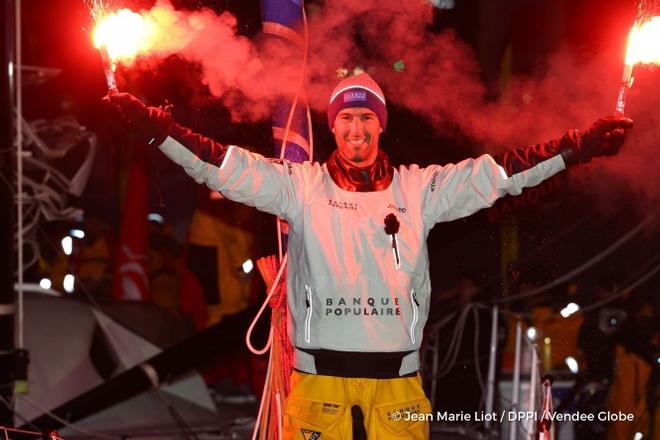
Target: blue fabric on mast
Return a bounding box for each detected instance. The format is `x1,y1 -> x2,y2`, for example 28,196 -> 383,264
261,0 -> 310,165
261,0 -> 303,27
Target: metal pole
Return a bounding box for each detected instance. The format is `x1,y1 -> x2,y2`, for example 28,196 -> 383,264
430,331 -> 439,408
15,0 -> 23,352
527,344 -> 539,440
509,320 -> 522,440
484,305 -> 499,429
0,0 -> 17,428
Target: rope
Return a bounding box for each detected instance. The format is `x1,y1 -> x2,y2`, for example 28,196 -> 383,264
246,253 -> 287,355
493,208 -> 659,304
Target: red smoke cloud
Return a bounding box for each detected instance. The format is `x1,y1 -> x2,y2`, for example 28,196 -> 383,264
308,0 -> 660,207
119,0 -> 659,203
303,0 -> 626,145
113,0 -> 299,119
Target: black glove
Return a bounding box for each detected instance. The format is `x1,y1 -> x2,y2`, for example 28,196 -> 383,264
576,116 -> 633,163
103,93 -> 171,146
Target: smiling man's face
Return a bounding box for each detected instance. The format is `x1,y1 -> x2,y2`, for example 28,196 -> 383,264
332,107 -> 382,166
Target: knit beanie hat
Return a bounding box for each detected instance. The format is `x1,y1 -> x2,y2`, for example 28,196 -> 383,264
327,73 -> 388,130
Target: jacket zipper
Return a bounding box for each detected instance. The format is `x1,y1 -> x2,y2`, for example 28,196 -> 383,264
304,285 -> 313,343
409,289 -> 419,344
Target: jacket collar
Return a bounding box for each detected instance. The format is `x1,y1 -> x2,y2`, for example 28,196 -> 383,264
326,148 -> 393,192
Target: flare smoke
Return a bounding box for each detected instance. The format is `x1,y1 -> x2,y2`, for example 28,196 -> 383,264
106,0 -> 660,204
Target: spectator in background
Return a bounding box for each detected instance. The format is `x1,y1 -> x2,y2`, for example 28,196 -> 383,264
148,217 -> 182,314
606,298 -> 657,440
182,186 -> 259,404
184,186 -> 257,328
72,215 -> 114,298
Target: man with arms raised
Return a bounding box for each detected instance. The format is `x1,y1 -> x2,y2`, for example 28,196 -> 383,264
106,73 -> 632,439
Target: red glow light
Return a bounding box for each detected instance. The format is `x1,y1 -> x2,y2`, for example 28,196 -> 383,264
93,9 -> 156,64
625,16 -> 660,66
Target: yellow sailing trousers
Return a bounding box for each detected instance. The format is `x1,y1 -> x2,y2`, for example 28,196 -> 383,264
283,371 -> 432,439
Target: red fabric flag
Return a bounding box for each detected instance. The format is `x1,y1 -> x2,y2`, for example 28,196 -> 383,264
112,144 -> 150,301
179,249 -> 208,330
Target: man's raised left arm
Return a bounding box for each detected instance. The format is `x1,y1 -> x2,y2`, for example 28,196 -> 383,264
421,116 -> 633,224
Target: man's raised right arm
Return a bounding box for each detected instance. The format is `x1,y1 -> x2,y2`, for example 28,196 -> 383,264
104,93 -> 302,220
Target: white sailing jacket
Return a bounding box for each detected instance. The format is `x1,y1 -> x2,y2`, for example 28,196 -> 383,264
159,136 -> 567,376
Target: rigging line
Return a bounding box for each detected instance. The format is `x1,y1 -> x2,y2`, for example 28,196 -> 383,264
425,309 -> 458,333
469,214 -> 594,292
511,214 -> 592,267
473,302 -> 532,318
0,426 -> 41,437
492,208 -> 660,304
0,393 -> 41,434
16,394 -> 120,440
306,105 -> 314,163
617,248 -> 660,287
476,252 -> 660,316
433,308 -> 466,375
436,305 -> 472,377
581,259 -> 660,312
154,389 -> 199,440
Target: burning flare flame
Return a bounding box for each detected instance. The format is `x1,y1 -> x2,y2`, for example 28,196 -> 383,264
625,16 -> 660,66
93,9 -> 155,64
615,9 -> 660,114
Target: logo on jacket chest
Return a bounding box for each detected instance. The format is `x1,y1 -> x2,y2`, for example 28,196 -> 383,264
387,203 -> 406,214
328,199 -> 358,211
325,297 -> 401,317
